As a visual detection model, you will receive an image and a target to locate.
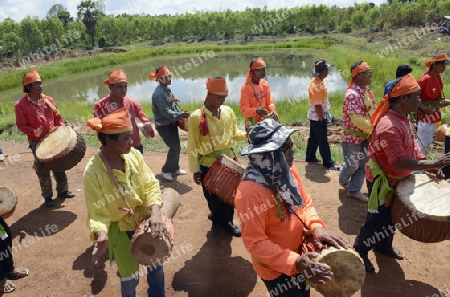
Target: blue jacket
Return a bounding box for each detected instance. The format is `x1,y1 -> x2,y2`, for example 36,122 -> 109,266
151,84 -> 182,126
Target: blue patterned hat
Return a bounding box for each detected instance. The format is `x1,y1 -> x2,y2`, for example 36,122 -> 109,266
241,118 -> 298,155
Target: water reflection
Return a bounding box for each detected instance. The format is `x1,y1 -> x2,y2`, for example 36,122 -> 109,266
0,52 -> 348,103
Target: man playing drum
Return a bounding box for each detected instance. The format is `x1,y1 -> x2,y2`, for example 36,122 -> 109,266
150,65 -> 190,181
94,68 -> 155,154
84,107 -> 166,297
240,57 -> 278,125
188,77 -> 248,237
354,73 -> 450,273
235,118 -> 348,297
14,70 -> 75,207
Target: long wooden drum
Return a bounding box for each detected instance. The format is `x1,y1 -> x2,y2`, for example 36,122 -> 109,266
36,126 -> 86,171
312,247 -> 365,297
393,174 -> 450,243
203,154 -> 246,207
130,188 -> 181,266
0,186 -> 17,219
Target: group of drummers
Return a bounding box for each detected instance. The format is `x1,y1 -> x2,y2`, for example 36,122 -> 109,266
2,52 -> 450,296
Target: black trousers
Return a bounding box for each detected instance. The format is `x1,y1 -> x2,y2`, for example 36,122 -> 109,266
353,181 -> 395,258
305,120 -> 333,167
0,218 -> 14,280
443,135 -> 450,178
262,273 -> 310,297
199,165 -> 234,226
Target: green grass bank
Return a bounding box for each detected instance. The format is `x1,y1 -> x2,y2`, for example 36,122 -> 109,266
1,33 -> 449,161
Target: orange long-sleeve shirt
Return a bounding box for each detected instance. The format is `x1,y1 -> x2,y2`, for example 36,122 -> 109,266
15,95 -> 64,142
240,80 -> 276,124
235,166 -> 325,280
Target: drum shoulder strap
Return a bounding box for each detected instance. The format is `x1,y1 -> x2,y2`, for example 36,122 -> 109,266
43,96 -> 61,116
98,152 -> 139,227
200,107 -> 238,161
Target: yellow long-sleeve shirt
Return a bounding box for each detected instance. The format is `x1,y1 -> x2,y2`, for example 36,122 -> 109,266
83,148 -> 162,241
187,105 -> 248,173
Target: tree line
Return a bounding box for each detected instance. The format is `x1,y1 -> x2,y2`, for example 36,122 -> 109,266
1,0 -> 449,61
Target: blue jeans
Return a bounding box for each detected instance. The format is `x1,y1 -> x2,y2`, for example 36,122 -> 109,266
121,233 -> 165,297
155,124 -> 181,174
120,266 -> 165,297
339,140 -> 369,195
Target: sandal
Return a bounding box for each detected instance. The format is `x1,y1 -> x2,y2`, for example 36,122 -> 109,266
6,266 -> 29,280
1,279 -> 16,293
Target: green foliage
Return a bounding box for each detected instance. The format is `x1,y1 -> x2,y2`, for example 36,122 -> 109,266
97,36 -> 107,48
1,0 -> 450,62
341,21 -> 352,33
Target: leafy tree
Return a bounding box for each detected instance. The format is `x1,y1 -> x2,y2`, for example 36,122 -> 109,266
47,4 -> 67,18
47,4 -> 72,26
58,11 -> 72,27
77,0 -> 105,48
20,17 -> 45,53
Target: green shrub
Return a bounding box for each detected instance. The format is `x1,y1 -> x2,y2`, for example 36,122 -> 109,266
341,21 -> 352,33
98,36 -> 107,48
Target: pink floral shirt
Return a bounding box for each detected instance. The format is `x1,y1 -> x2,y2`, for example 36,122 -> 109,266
342,85 -> 376,144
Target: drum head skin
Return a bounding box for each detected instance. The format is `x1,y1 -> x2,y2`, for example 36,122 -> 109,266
35,126 -> 86,171
393,174 -> 450,242
312,247 -> 365,297
36,126 -> 77,162
396,174 -> 450,220
0,186 -> 17,219
130,227 -> 172,266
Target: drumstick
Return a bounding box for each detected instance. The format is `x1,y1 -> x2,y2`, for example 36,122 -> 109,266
412,127 -> 433,160
403,253 -> 412,263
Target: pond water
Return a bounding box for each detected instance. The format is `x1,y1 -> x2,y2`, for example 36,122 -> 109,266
0,51 -> 348,104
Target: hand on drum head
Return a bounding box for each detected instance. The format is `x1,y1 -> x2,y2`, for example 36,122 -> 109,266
92,231 -> 108,266
180,111 -> 191,119
148,206 -> 167,239
312,227 -> 349,249
34,126 -> 42,138
143,123 -> 155,138
433,152 -> 450,169
256,107 -> 269,117
295,252 -> 333,285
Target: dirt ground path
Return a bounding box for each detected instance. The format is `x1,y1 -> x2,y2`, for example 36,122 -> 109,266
0,140 -> 449,297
